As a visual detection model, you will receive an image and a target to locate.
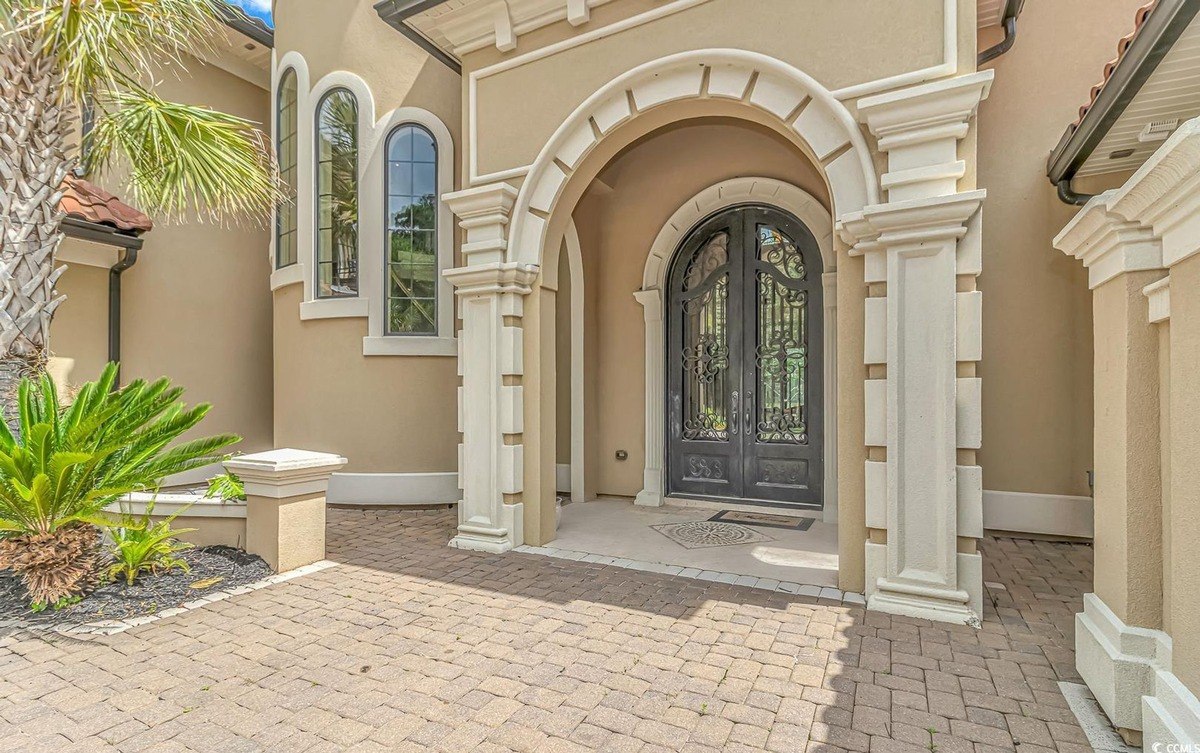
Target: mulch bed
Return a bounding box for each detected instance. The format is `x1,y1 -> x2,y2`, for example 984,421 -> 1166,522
0,546 -> 271,634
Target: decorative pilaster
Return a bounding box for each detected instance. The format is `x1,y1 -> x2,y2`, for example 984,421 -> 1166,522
444,183 -> 540,553
838,71 -> 992,626
633,289 -> 664,507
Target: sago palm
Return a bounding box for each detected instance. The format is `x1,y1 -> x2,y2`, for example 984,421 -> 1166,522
0,362 -> 238,604
0,0 -> 283,405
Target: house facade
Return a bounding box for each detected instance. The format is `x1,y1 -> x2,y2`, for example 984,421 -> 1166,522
46,0 -> 1200,746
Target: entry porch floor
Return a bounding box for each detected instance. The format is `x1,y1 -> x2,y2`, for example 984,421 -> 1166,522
540,497 -> 841,588
0,507 -> 1100,752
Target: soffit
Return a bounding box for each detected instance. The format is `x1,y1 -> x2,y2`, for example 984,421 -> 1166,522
1077,11 -> 1200,177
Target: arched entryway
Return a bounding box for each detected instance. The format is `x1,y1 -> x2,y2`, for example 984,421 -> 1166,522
665,204 -> 824,509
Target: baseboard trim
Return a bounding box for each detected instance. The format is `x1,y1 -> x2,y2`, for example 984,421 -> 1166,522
326,472 -> 459,506
983,489 -> 1093,539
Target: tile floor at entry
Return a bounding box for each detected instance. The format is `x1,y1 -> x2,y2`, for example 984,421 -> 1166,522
544,498 -> 840,588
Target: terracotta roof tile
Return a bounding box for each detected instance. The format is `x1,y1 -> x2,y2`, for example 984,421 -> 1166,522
58,175 -> 153,234
1073,0 -> 1160,128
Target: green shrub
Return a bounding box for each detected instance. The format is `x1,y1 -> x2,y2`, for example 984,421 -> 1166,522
0,363 -> 238,603
205,471 -> 245,501
107,500 -> 196,586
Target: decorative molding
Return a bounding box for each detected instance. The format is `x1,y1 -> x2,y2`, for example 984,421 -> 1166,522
1076,592 -> 1172,732
506,49 -> 879,271
362,336 -> 457,357
299,297 -> 370,320
1144,668 -> 1200,749
224,449 -> 348,500
634,177 -> 838,515
1054,191 -> 1165,289
326,472 -> 459,505
464,0 -> 959,184
111,493 -> 247,519
982,490 -> 1094,539
856,71 -> 994,202
564,222 -> 586,505
1106,115 -> 1200,268
272,52 -> 314,300
444,183 -> 520,265
270,263 -> 305,292
1144,275 -> 1171,324
361,106 -> 457,349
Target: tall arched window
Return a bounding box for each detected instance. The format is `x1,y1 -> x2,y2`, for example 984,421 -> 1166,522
315,88 -> 359,298
384,124 -> 438,335
275,69 -> 298,268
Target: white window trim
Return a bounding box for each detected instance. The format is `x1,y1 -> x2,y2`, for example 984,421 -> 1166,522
270,52 -> 312,292
273,61 -> 457,354
303,70 -> 376,319
362,107 -> 457,356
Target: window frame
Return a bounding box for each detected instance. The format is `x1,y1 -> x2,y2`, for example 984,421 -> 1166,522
314,86 -> 360,300
383,123 -> 440,337
275,67 -> 299,269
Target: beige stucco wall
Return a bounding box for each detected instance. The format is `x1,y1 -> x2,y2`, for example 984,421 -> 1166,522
272,0 -> 464,475
561,118 -> 830,497
1167,254 -> 1200,692
1091,270 -> 1164,629
272,285 -> 459,473
976,0 -> 1147,499
465,0 -> 953,179
50,246 -> 110,390
51,59 -> 274,453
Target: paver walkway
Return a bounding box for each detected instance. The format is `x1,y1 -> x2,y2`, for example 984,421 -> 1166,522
0,508 -> 1095,752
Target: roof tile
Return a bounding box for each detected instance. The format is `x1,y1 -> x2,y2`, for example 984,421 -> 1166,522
58,175 -> 153,234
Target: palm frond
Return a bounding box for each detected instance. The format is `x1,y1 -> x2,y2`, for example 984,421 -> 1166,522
8,0 -> 222,100
86,89 -> 285,224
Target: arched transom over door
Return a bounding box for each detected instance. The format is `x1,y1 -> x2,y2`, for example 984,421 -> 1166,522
667,205 -> 824,509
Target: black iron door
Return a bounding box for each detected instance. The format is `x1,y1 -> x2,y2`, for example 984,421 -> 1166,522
666,205 -> 823,509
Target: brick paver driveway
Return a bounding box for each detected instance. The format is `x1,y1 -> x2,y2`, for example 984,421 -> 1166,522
1,508 -> 1094,752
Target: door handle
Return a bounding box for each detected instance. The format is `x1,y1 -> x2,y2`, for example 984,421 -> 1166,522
745,390 -> 754,437
730,391 -> 739,436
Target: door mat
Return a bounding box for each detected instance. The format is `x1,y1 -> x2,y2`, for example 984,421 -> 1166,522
650,521 -> 774,549
708,510 -> 815,531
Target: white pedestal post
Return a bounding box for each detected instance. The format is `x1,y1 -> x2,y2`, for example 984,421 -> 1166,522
223,449 -> 347,573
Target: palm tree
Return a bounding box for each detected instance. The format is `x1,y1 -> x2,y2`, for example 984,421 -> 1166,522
0,0 -> 283,410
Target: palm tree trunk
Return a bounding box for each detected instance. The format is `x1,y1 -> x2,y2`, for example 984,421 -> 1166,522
0,29 -> 75,427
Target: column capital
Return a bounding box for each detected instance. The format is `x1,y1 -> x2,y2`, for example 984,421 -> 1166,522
841,191 -> 985,250
857,72 -> 993,201
224,449 -> 347,499
633,288 -> 663,321
1055,191 -> 1163,289
445,261 -> 540,298
444,182 -> 520,265
1106,116 -> 1200,268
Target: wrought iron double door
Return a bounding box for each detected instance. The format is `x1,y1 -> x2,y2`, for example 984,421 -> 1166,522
666,205 -> 823,509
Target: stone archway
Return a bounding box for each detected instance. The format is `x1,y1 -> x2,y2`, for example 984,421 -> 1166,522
506,48 -> 880,271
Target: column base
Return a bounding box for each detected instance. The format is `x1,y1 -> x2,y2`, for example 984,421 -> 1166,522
449,501 -> 524,553
1076,592 -> 1172,731
865,542 -> 983,626
635,488 -> 663,507
1144,668 -> 1200,748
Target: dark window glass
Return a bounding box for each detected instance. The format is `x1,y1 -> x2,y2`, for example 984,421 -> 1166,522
385,124 -> 437,334
315,88 -> 358,297
275,69 -> 299,268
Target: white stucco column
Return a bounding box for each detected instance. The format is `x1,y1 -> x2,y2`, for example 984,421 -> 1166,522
839,71 -> 992,626
633,288 -> 664,507
444,184 -> 540,553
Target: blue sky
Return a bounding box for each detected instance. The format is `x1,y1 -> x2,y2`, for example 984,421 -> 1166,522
227,0 -> 272,26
